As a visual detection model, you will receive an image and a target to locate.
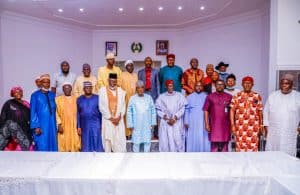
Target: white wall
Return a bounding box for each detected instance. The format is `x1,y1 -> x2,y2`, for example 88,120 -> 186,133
0,7 -> 270,105
92,30 -> 177,68
0,12 -> 93,103
92,10 -> 270,100
277,0 -> 300,66
177,10 -> 269,99
269,0 -> 300,92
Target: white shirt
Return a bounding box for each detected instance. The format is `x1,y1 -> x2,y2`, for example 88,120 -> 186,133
225,88 -> 241,96
264,90 -> 300,156
52,72 -> 76,96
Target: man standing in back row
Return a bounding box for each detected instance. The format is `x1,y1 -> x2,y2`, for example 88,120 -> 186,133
138,57 -> 160,101
73,63 -> 98,97
121,60 -> 138,139
182,58 -> 204,96
159,54 -> 183,93
51,61 -> 76,96
98,53 -> 122,88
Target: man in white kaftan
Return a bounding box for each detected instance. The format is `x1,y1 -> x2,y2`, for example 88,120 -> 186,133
99,73 -> 127,152
155,79 -> 187,152
264,74 -> 300,156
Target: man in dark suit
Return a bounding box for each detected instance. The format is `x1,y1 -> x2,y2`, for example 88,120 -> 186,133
138,57 -> 160,101
138,57 -> 160,139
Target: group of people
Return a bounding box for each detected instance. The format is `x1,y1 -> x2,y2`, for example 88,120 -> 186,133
0,53 -> 299,156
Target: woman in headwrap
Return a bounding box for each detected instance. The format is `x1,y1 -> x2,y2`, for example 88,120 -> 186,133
0,86 -> 33,151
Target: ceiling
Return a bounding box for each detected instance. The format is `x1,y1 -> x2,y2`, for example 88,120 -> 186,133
0,0 -> 269,29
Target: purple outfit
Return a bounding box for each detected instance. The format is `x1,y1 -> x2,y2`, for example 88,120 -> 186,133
203,92 -> 232,152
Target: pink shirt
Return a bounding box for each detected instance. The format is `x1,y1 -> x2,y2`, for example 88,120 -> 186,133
203,92 -> 232,142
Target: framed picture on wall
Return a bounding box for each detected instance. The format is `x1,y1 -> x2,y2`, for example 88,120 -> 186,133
105,41 -> 118,56
156,40 -> 169,55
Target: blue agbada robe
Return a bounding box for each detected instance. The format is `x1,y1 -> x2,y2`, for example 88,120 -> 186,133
184,92 -> 210,152
77,94 -> 103,152
30,90 -> 58,151
159,65 -> 183,93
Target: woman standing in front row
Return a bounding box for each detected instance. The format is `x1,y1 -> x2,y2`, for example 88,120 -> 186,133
0,87 -> 33,151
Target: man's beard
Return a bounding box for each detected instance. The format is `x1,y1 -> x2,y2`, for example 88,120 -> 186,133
62,70 -> 69,74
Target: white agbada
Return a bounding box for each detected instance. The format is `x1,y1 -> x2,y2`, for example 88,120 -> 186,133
264,90 -> 300,156
99,87 -> 127,152
156,91 -> 187,152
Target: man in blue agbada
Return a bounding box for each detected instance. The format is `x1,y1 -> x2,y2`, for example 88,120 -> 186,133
30,74 -> 58,151
126,80 -> 157,152
159,53 -> 183,93
77,81 -> 104,152
184,81 -> 210,152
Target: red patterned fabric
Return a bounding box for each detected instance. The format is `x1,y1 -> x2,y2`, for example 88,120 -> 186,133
230,91 -> 263,152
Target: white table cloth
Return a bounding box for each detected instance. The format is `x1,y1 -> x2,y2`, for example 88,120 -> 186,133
0,151 -> 299,195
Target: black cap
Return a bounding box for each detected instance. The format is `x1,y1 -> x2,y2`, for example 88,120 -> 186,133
109,73 -> 118,79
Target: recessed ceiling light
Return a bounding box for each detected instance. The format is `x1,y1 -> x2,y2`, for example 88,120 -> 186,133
158,6 -> 163,11
79,8 -> 84,12
177,6 -> 183,10
118,7 -> 124,12
58,8 -> 63,13
200,6 -> 205,10
139,7 -> 144,11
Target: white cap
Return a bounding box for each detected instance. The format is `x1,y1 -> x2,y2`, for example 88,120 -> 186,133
62,82 -> 72,89
125,60 -> 134,67
106,52 -> 115,59
281,73 -> 294,82
136,80 -> 144,87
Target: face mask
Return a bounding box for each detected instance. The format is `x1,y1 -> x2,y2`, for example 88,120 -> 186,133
41,87 -> 49,92
226,86 -> 235,90
109,86 -> 116,91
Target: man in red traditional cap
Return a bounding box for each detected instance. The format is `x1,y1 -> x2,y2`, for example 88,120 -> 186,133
230,76 -> 263,152
159,54 -> 183,93
203,64 -> 214,94
155,79 -> 187,152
